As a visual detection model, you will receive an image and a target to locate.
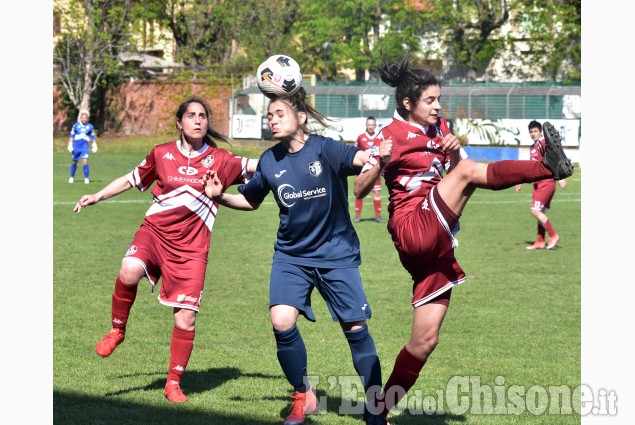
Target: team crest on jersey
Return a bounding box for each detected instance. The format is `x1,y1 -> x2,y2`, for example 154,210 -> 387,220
309,161 -> 322,177
202,155 -> 214,168
125,245 -> 138,256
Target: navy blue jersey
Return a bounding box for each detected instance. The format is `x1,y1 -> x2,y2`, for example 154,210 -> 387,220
70,121 -> 96,150
239,134 -> 361,268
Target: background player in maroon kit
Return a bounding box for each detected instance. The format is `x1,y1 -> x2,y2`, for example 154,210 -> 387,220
354,57 -> 573,422
516,120 -> 568,250
73,97 -> 257,403
354,116 -> 384,223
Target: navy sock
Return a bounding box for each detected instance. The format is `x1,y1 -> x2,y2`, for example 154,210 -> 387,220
84,164 -> 90,178
344,324 -> 382,394
274,324 -> 308,392
70,163 -> 77,177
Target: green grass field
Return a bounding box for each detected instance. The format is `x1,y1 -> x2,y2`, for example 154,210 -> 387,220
53,135 -> 581,424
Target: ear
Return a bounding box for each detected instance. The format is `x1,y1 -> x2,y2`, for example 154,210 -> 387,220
403,97 -> 413,112
298,112 -> 307,125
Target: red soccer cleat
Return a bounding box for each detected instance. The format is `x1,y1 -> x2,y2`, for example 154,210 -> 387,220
164,380 -> 188,403
526,241 -> 546,250
284,385 -> 319,425
95,328 -> 125,357
546,234 -> 560,250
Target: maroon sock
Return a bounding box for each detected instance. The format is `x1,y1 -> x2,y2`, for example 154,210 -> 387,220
373,198 -> 382,217
111,277 -> 137,331
537,223 -> 546,242
544,220 -> 556,236
167,326 -> 195,383
355,198 -> 363,216
382,346 -> 425,416
486,161 -> 552,191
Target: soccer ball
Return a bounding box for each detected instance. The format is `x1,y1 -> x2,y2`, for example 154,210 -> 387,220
256,54 -> 303,98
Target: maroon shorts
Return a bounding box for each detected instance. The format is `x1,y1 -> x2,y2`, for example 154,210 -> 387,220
531,180 -> 556,211
123,227 -> 207,311
388,187 -> 465,307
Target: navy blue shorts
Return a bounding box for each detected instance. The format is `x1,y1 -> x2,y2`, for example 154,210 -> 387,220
269,262 -> 372,323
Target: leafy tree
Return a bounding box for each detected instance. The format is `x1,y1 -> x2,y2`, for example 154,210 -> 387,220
164,0 -> 238,69
54,0 -> 134,114
425,0 -> 512,81
513,0 -> 581,82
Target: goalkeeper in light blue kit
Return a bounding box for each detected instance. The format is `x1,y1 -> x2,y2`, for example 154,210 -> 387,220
68,109 -> 97,184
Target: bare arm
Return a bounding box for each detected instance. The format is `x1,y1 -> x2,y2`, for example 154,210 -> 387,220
247,158 -> 259,174
441,133 -> 463,173
202,170 -> 260,211
73,175 -> 133,213
353,138 -> 392,199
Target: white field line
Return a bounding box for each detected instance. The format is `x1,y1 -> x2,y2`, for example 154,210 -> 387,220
53,197 -> 580,206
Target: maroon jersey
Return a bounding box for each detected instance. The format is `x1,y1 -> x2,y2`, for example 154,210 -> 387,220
530,138 -> 556,192
356,131 -> 382,188
355,131 -> 380,154
126,140 -> 253,261
378,115 -> 453,223
377,115 -> 465,305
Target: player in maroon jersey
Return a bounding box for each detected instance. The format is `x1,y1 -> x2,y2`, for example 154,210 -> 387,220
516,120 -> 568,250
354,116 -> 385,223
73,97 -> 257,403
354,57 -> 573,422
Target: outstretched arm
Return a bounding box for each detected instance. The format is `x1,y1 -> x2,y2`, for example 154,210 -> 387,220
354,138 -> 392,199
74,175 -> 133,213
202,170 -> 260,211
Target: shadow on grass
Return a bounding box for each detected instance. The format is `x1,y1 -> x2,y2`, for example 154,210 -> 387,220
53,366 -> 466,424
54,367 -> 282,425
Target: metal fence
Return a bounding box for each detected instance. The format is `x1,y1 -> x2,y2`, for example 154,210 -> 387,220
237,81 -> 581,121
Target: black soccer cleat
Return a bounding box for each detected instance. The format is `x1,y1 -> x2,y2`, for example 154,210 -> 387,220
542,121 -> 574,180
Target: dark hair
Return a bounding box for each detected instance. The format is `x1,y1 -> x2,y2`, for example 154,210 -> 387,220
267,87 -> 332,134
378,56 -> 441,120
367,116 -> 376,122
528,120 -> 542,132
175,96 -> 231,148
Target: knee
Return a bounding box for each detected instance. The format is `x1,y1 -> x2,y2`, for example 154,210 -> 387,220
454,159 -> 479,179
119,261 -> 144,286
408,332 -> 440,360
271,314 -> 296,332
175,309 -> 197,330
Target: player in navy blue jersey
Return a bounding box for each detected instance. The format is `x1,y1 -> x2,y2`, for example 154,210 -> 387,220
68,109 -> 97,184
202,87 -> 391,425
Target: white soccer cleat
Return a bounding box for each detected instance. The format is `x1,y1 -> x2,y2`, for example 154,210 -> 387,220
85,178 -> 90,184
68,177 -> 74,183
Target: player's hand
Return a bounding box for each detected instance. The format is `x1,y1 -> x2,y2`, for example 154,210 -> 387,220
441,134 -> 461,152
92,142 -> 98,153
73,194 -> 99,213
559,179 -> 568,190
379,137 -> 393,167
67,142 -> 73,153
515,184 -> 522,192
201,170 -> 224,199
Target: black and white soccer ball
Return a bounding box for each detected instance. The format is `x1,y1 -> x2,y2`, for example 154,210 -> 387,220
256,54 -> 303,98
